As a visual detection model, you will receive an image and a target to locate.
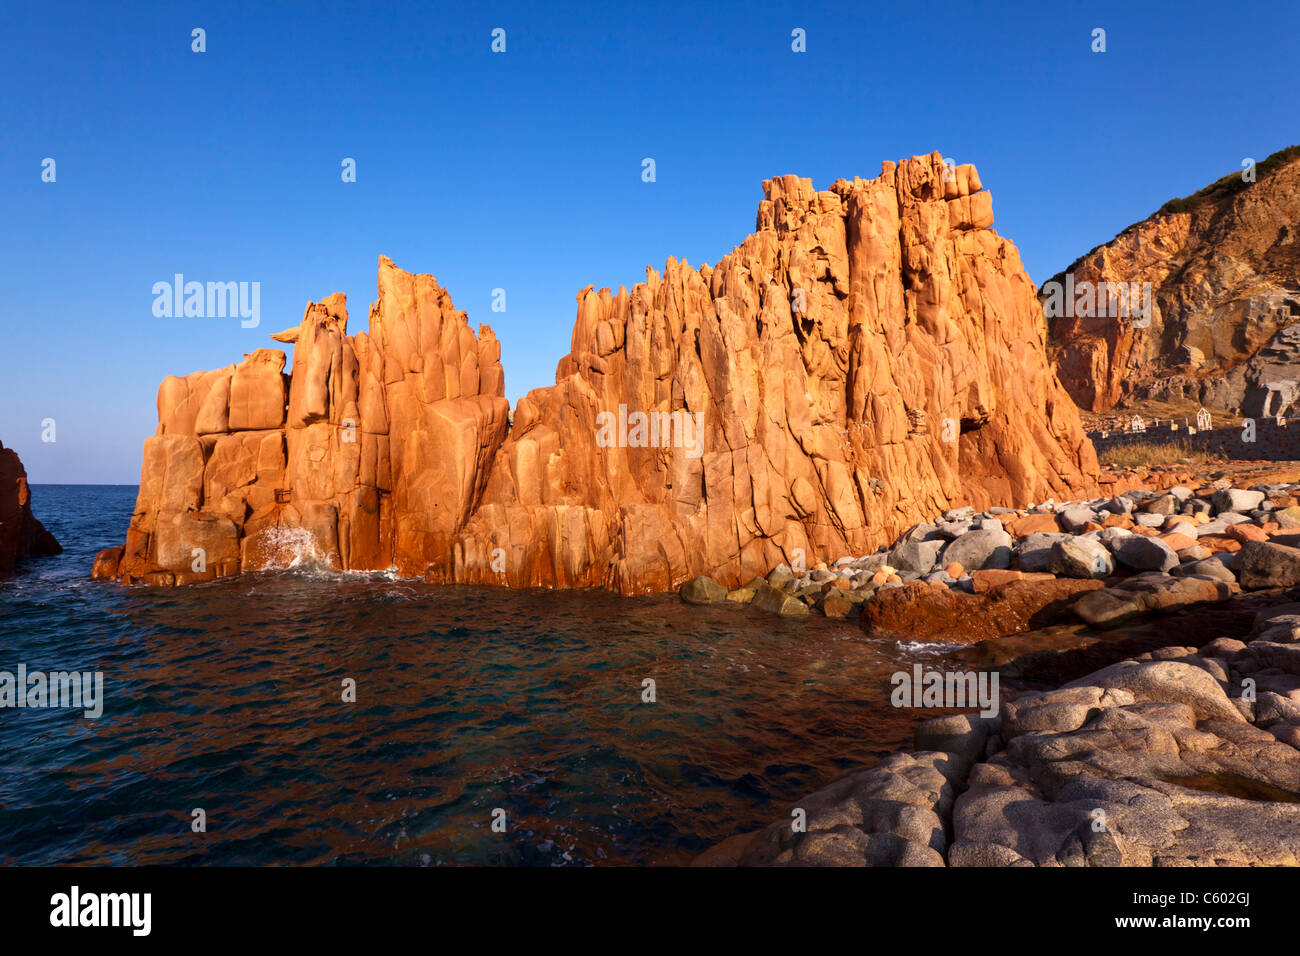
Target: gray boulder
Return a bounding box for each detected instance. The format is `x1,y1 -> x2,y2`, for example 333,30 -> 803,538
1016,532 -> 1072,572
1059,506 -> 1098,532
1048,537 -> 1114,579
1111,535 -> 1179,572
1143,494 -> 1179,516
1212,488 -> 1265,514
889,538 -> 944,573
941,528 -> 1014,572
1238,540 -> 1300,589
1171,556 -> 1236,584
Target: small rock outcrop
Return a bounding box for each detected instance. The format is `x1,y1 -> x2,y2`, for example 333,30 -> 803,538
0,440 -> 61,576
95,154 -> 1099,592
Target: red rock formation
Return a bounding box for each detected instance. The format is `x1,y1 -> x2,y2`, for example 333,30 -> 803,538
1045,144 -> 1300,415
94,152 -> 1099,592
0,441 -> 61,576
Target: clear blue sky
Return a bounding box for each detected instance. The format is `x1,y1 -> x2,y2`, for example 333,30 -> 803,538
3,0 -> 1296,483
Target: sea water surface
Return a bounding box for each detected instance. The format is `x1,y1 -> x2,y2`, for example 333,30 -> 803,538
1,485 -> 973,866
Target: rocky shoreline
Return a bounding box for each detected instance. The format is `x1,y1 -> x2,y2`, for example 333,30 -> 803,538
694,590 -> 1300,865
687,473 -> 1300,865
681,474 -> 1300,639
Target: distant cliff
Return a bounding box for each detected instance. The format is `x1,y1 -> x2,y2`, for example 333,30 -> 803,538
94,153 -> 1098,592
1045,144 -> 1300,415
0,441 -> 61,576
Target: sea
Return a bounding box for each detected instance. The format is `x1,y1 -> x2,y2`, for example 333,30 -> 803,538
0,484 -> 976,866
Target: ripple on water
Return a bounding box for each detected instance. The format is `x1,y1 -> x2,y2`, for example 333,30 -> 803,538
1,485 -> 981,865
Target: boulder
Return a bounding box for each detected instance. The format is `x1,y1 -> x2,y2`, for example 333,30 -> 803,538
751,582 -> 811,617
1073,574 -> 1236,627
1064,659 -> 1246,723
1111,535 -> 1179,572
888,538 -> 944,573
1238,540 -> 1300,589
681,575 -> 727,605
1059,506 -> 1098,532
1212,488 -> 1266,514
1015,532 -> 1072,572
940,528 -> 1014,572
1047,537 -> 1113,579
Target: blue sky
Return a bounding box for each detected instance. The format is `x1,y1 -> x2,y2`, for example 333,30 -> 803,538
2,0 -> 1296,483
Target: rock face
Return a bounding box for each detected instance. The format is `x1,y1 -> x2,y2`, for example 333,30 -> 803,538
0,441 -> 61,576
95,153 -> 1099,592
1045,144 -> 1300,415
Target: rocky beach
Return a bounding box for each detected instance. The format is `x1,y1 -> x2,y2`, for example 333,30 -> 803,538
685,468 -> 1300,864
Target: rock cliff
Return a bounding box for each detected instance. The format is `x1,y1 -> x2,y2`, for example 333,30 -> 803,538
1045,144 -> 1300,416
94,152 -> 1099,592
0,441 -> 61,576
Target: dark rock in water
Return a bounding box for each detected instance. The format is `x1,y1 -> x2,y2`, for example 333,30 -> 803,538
821,591 -> 854,619
681,575 -> 727,605
694,750 -> 959,866
0,441 -> 61,576
751,582 -> 810,617
725,578 -> 764,603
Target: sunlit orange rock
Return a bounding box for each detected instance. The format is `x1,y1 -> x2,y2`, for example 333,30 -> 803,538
95,154 -> 1100,592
